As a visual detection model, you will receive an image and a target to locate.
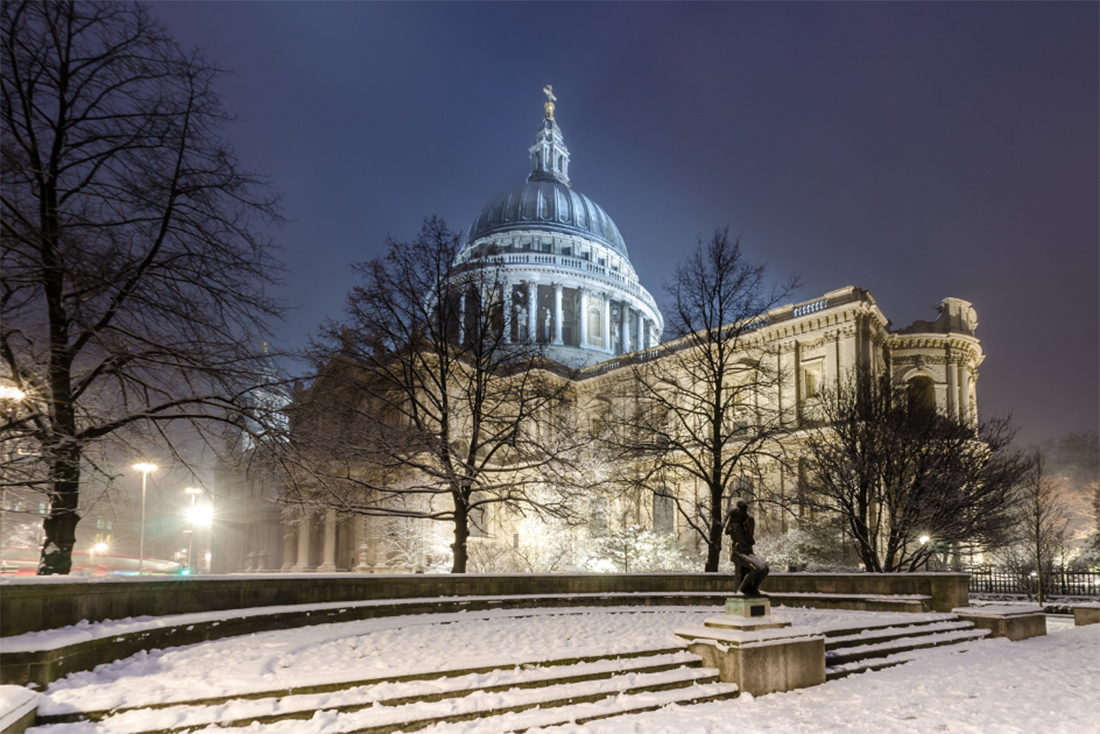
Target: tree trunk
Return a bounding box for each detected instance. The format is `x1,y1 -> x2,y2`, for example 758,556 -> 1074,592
451,496 -> 469,573
705,480 -> 723,572
1034,509 -> 1045,606
38,447 -> 82,575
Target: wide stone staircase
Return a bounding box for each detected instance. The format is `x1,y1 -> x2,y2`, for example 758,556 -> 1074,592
28,649 -> 738,734
23,614 -> 993,733
822,615 -> 991,680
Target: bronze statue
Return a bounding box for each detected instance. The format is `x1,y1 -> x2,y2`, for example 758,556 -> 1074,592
724,498 -> 769,596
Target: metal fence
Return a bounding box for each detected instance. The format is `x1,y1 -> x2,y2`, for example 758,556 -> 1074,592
965,567 -> 1100,597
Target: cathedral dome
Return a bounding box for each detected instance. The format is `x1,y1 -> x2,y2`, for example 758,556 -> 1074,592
449,87 -> 663,370
465,180 -> 628,256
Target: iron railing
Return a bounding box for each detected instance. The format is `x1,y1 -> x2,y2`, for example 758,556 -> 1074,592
964,567 -> 1100,597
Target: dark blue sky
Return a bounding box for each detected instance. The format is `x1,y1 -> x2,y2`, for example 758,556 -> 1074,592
153,1 -> 1098,446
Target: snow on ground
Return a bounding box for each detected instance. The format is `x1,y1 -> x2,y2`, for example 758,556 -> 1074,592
24,606 -> 1099,734
515,625 -> 1100,734
40,606 -> 926,714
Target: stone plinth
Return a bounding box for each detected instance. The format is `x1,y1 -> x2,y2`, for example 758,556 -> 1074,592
677,621 -> 825,696
725,595 -> 772,619
952,605 -> 1046,641
1072,604 -> 1100,626
706,614 -> 791,633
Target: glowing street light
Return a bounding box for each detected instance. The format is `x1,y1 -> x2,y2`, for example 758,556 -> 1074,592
0,386 -> 25,401
132,463 -> 157,574
89,541 -> 109,572
919,535 -> 931,546
183,487 -> 204,573
0,386 -> 27,575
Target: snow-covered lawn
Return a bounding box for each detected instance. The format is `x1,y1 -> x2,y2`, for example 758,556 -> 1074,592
12,606 -> 1099,733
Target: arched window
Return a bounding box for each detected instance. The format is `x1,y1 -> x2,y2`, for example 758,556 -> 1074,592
907,376 -> 936,417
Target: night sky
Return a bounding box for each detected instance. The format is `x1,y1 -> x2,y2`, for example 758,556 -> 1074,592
151,2 -> 1098,447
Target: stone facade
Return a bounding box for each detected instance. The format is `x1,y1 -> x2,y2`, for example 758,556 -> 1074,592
268,95 -> 984,575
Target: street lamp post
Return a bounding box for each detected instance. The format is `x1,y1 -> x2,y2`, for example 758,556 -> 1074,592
132,463 -> 157,574
0,386 -> 26,575
184,487 -> 203,573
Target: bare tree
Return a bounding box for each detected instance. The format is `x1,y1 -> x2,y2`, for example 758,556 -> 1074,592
286,218 -> 584,573
1017,450 -> 1073,604
1,1 -> 284,574
1039,432 -> 1099,568
611,228 -> 798,572
801,366 -> 1027,572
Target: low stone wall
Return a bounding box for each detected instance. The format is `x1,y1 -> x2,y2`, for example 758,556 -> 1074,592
760,573 -> 968,613
1072,604 -> 1100,626
0,572 -> 968,637
953,605 -> 1046,641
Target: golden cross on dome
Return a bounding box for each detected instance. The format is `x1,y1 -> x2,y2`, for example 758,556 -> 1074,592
543,84 -> 556,120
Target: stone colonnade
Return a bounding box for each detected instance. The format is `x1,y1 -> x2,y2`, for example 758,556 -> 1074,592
472,277 -> 658,356
944,356 -> 977,425
280,509 -> 347,573
279,512 -> 409,574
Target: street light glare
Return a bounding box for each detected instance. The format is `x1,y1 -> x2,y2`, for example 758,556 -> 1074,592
188,504 -> 214,527
133,463 -> 157,473
93,542 -> 109,553
184,487 -> 203,495
0,386 -> 26,401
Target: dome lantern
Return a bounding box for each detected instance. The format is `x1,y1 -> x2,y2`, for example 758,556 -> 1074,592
528,85 -> 570,186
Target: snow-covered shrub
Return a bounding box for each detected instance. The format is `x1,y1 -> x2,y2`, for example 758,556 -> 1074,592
577,526 -> 700,573
754,520 -> 857,572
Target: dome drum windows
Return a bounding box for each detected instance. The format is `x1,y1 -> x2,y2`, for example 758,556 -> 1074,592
587,307 -> 603,347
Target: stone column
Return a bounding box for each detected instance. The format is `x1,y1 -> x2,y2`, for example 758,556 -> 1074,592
291,519 -> 313,572
317,508 -> 338,572
945,356 -> 958,417
620,304 -> 629,354
552,283 -> 564,345
579,287 -> 589,348
779,346 -> 797,426
637,314 -> 646,352
527,280 -> 538,343
602,295 -> 611,353
824,337 -> 838,391
280,520 -> 296,572
839,329 -> 856,380
501,283 -> 512,344
354,516 -> 373,573
959,362 -> 971,424
458,289 -> 466,345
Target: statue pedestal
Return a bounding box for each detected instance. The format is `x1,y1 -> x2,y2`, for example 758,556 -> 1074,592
725,596 -> 775,620
676,601 -> 824,696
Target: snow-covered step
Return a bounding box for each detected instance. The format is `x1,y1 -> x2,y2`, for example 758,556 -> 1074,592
824,619 -> 979,650
33,667 -> 733,734
37,648 -> 693,725
410,682 -> 740,734
825,653 -> 916,681
817,613 -> 959,638
199,680 -> 738,734
825,628 -> 991,669
824,619 -> 993,681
